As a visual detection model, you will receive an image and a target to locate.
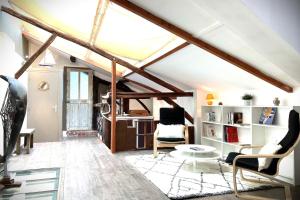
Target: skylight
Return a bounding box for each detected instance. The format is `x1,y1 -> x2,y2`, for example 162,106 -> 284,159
10,0 -> 183,74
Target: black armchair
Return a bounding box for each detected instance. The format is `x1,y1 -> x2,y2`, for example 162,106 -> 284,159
225,109 -> 300,200
153,107 -> 189,157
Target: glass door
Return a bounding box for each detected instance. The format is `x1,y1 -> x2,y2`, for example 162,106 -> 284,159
66,68 -> 93,130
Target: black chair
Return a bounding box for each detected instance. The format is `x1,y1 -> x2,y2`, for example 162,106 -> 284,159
225,109 -> 300,200
0,75 -> 27,190
153,107 -> 189,157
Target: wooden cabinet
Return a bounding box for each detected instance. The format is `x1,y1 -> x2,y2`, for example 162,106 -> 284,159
103,118 -> 136,152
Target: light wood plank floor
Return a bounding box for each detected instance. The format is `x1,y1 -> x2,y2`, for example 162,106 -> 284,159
7,137 -> 300,200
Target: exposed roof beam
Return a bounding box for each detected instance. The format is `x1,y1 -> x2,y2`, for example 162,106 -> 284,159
111,0 -> 293,93
15,34 -> 56,79
23,32 -> 120,76
1,6 -> 184,93
116,92 -> 193,99
123,42 -> 190,78
122,78 -> 194,124
1,6 -> 184,92
117,81 -> 151,114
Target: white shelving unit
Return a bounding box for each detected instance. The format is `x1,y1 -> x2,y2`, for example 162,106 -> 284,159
201,105 -> 300,185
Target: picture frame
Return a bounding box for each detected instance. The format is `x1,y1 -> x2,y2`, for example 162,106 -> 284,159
206,125 -> 216,137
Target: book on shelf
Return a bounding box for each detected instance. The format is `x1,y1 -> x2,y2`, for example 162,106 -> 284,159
259,107 -> 277,125
224,126 -> 239,143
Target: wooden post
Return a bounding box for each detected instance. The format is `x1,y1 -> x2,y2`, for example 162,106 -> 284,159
111,59 -> 117,153
15,34 -> 57,79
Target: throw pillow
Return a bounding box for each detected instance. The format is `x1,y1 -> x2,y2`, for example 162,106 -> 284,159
258,143 -> 282,171
158,124 -> 185,138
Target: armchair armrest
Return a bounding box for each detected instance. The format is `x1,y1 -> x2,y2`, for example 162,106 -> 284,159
233,153 -> 284,166
184,125 -> 189,143
239,145 -> 263,153
153,128 -> 159,140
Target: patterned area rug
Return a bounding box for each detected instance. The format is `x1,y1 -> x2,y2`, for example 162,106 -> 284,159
125,153 -> 277,199
0,168 -> 63,199
66,130 -> 98,137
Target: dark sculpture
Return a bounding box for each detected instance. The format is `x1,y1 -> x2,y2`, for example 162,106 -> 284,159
0,75 -> 27,190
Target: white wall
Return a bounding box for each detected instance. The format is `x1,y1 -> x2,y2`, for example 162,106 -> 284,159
129,99 -> 153,114
28,42 -> 93,137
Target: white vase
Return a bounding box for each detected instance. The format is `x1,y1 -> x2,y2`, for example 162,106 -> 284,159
244,100 -> 252,106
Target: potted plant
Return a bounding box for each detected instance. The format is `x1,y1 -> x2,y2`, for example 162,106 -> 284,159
242,94 -> 253,106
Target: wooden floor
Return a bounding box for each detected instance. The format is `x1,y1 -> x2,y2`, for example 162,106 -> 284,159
7,137 -> 300,200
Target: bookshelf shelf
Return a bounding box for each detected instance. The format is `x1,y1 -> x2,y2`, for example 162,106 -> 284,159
223,141 -> 242,147
201,105 -> 300,185
202,136 -> 223,143
223,123 -> 251,128
202,121 -> 222,125
252,123 -> 287,129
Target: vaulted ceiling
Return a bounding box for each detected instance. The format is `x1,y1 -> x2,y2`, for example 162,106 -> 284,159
124,0 -> 300,93
8,0 -> 300,93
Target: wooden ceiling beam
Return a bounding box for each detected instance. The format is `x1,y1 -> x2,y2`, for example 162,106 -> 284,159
123,42 -> 190,78
111,0 -> 293,93
1,6 -> 183,93
116,92 -> 193,99
122,78 -> 194,124
15,34 -> 56,79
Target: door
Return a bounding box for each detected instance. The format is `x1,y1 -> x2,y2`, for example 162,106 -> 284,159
66,68 -> 93,130
28,70 -> 61,142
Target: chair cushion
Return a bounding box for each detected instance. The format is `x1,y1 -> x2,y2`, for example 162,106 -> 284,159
157,137 -> 186,142
157,124 -> 185,138
160,107 -> 185,125
258,143 -> 282,171
225,152 -> 258,171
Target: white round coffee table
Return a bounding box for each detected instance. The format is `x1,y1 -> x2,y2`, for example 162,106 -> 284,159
170,144 -> 221,173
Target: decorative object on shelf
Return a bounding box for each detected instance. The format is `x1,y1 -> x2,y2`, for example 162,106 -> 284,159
273,97 -> 280,106
218,102 -> 223,105
227,112 -> 242,124
233,112 -> 243,124
206,111 -> 216,122
206,125 -> 216,137
259,107 -> 277,125
242,94 -> 253,106
206,93 -> 214,105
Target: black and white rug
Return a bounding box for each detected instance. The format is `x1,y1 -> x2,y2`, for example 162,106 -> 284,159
125,153 -> 276,199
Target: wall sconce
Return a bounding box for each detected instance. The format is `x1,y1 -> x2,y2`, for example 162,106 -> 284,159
206,93 -> 214,105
